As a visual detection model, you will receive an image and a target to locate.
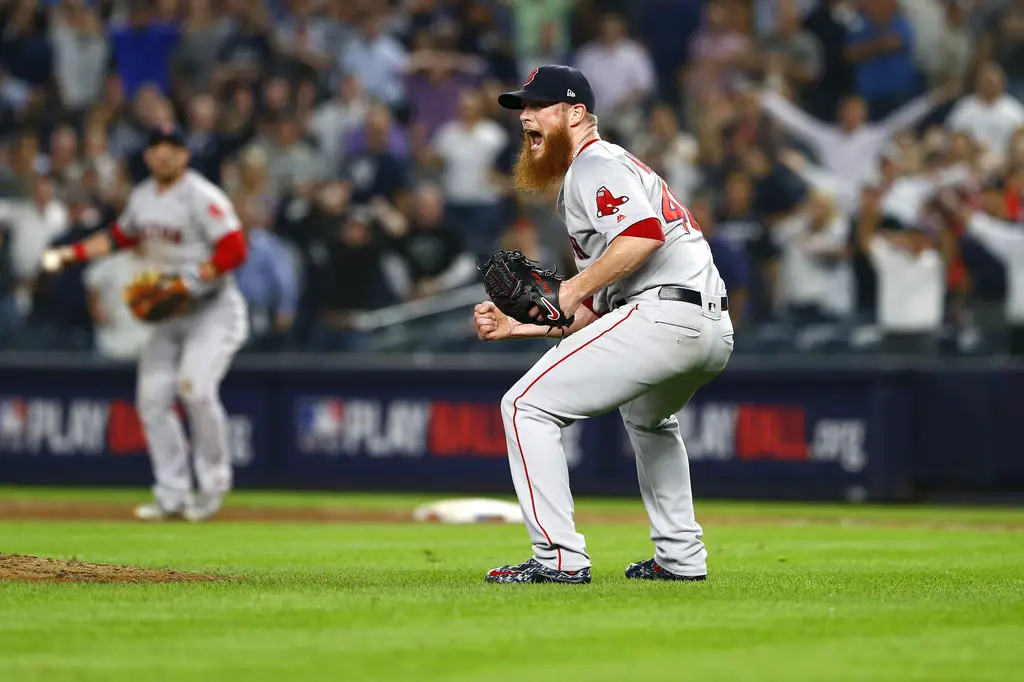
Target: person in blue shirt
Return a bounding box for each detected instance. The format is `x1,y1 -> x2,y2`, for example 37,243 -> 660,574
232,197 -> 300,351
109,0 -> 180,98
690,192 -> 750,329
844,0 -> 923,121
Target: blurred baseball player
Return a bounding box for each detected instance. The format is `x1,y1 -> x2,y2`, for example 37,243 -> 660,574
475,65 -> 733,584
41,126 -> 249,522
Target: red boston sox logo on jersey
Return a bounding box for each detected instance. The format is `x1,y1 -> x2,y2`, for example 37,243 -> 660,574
595,186 -> 629,219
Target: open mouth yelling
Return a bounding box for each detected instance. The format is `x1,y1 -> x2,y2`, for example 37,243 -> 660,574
526,130 -> 543,150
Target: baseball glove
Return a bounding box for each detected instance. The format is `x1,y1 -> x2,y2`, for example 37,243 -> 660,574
123,270 -> 193,322
479,250 -> 574,328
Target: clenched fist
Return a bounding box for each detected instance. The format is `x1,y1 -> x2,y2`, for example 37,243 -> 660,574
474,301 -> 517,341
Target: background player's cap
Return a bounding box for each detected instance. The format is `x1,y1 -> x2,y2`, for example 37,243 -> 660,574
146,123 -> 187,148
498,65 -> 596,114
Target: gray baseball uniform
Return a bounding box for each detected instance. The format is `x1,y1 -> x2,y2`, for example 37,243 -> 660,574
500,140 -> 733,576
117,170 -> 248,512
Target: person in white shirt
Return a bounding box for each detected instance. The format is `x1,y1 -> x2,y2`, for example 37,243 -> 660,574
339,14 -> 408,107
775,191 -> 854,322
426,90 -> 509,257
0,174 -> 69,317
49,1 -> 108,114
84,247 -> 152,361
759,82 -> 957,212
947,62 -> 1024,164
307,73 -> 369,175
857,186 -> 949,353
573,13 -> 655,137
961,176 -> 1024,355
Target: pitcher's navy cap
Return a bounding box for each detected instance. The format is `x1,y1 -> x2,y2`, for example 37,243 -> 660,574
146,123 -> 186,148
498,65 -> 596,114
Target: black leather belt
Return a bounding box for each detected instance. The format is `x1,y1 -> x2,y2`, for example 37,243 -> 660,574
659,286 -> 728,311
611,286 -> 728,312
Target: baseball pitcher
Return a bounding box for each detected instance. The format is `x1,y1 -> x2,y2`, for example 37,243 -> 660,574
475,66 -> 734,584
41,126 -> 249,522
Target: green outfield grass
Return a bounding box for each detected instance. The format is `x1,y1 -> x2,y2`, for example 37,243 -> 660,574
2,487 -> 1023,682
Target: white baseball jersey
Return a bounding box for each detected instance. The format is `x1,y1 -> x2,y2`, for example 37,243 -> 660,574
557,140 -> 725,313
117,169 -> 242,272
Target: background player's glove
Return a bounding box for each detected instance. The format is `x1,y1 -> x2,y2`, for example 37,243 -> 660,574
478,250 -> 574,328
123,270 -> 193,322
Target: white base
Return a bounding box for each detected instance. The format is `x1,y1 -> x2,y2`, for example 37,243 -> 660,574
412,498 -> 524,525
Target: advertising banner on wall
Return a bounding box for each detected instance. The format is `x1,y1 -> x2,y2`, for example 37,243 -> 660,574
0,375 -> 271,487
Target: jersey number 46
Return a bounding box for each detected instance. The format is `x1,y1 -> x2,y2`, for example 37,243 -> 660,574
626,152 -> 702,234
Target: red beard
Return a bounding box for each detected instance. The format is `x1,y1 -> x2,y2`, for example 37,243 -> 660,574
512,122 -> 573,193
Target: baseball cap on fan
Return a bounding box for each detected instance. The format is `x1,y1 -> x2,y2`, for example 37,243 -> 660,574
498,65 -> 596,114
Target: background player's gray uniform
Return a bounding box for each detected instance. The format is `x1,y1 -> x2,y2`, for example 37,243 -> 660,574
118,170 -> 248,512
501,141 -> 733,576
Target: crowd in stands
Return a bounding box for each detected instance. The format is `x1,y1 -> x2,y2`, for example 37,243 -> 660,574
0,0 -> 1022,357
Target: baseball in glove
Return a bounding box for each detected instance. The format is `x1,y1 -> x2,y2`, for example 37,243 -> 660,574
479,250 -> 574,328
123,270 -> 193,322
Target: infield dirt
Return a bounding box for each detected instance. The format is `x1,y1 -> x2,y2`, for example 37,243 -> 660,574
0,552 -> 222,583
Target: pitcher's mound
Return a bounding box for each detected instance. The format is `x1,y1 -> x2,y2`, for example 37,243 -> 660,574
0,553 -> 222,583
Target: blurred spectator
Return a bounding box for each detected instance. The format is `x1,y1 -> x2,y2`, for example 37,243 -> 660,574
844,0 -> 921,119
272,0 -> 337,82
423,90 -> 508,258
3,0 -> 53,91
637,0 -> 702,104
962,175 -> 1024,355
635,103 -> 702,205
109,0 -> 181,98
310,207 -> 393,352
43,123 -> 79,190
339,11 -> 409,108
903,0 -> 973,90
686,1 -> 752,109
50,0 -> 108,116
215,1 -> 275,88
217,83 -> 258,153
978,0 -> 1024,104
744,145 -> 809,225
858,185 -> 948,353
691,193 -> 749,327
774,191 -> 854,323
802,0 -> 857,122
77,122 -> 120,194
403,29 -> 487,141
508,0 -> 573,77
518,19 -> 568,78
172,0 -> 234,100
308,73 -> 369,175
574,13 -> 654,137
454,2 -> 518,84
186,93 -> 232,185
32,185 -> 104,347
758,0 -> 824,105
253,114 -> 326,197
376,184 -> 477,300
233,194 -> 299,349
344,104 -> 410,206
946,62 -> 1024,166
0,222 -> 17,340
760,83 -> 954,212
498,214 -> 557,266
0,173 -> 68,318
84,244 -> 151,360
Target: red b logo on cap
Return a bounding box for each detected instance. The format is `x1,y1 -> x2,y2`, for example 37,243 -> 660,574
523,69 -> 538,86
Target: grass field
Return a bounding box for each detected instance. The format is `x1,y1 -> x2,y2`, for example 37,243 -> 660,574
2,487 -> 1023,682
